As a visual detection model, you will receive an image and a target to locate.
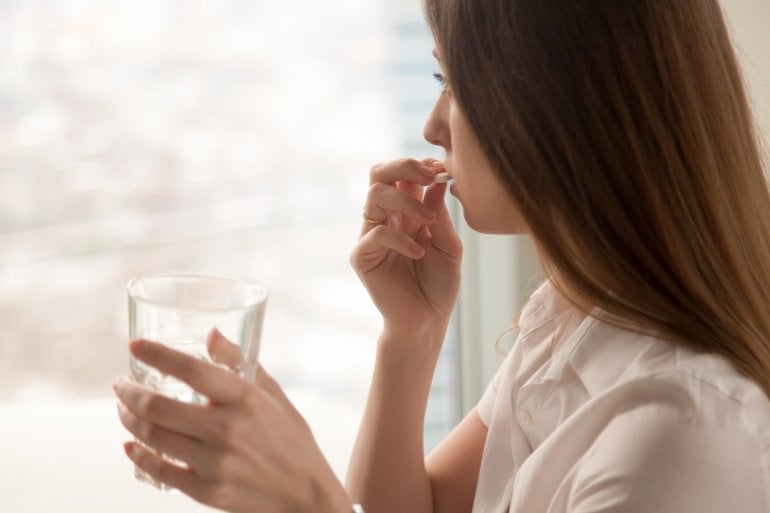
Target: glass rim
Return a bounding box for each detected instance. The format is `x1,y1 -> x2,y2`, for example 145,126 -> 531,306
126,272 -> 268,313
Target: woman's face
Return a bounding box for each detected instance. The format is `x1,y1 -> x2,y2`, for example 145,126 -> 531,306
423,50 -> 527,235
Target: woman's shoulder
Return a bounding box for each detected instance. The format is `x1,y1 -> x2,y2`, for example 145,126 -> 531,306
568,363 -> 770,512
567,316 -> 770,437
563,327 -> 770,511
649,348 -> 770,440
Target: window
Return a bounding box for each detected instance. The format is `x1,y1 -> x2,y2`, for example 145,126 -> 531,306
1,2 -> 408,510
2,1 -> 766,512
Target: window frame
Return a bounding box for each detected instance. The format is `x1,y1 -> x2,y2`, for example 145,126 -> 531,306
452,224 -> 542,415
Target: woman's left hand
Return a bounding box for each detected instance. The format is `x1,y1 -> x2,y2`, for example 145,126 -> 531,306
114,332 -> 350,513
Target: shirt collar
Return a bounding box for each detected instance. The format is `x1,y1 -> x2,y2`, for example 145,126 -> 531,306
522,281 -> 668,397
518,280 -> 575,339
566,316 -> 660,397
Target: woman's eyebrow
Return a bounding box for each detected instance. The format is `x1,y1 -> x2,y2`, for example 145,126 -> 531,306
432,49 -> 441,60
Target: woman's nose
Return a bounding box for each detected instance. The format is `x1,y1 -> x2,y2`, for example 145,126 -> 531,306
423,94 -> 450,149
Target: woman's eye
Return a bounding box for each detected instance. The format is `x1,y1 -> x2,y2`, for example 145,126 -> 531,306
433,71 -> 448,90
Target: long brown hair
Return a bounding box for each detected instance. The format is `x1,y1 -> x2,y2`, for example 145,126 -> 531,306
425,0 -> 770,396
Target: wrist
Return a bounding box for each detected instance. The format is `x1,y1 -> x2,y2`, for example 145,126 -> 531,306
374,330 -> 445,398
379,323 -> 448,353
377,332 -> 445,368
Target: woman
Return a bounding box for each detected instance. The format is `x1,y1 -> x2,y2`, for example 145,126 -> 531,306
114,0 -> 770,512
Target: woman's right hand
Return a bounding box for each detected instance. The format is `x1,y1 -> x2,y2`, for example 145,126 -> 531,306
350,158 -> 462,341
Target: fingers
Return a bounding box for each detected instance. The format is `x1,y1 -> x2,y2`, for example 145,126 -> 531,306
115,377 -> 215,437
206,328 -> 245,370
351,225 -> 426,273
362,183 -> 437,232
129,339 -> 248,405
361,158 -> 444,236
356,157 -> 459,268
206,328 -> 259,382
123,441 -> 213,500
421,183 -> 463,261
116,400 -> 213,473
368,158 -> 438,186
422,180 -> 449,213
422,182 -> 455,237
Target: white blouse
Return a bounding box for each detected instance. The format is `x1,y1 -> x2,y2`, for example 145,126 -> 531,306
473,281 -> 770,513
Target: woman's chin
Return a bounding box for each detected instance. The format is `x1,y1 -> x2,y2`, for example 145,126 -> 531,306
462,210 -> 529,235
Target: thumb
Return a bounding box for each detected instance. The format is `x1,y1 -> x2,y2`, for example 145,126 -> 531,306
206,328 -> 245,370
422,182 -> 456,238
420,182 -> 462,258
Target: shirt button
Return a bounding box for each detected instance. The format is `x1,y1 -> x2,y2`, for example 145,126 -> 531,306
520,410 -> 533,425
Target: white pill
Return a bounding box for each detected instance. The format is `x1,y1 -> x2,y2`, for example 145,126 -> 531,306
432,172 -> 452,183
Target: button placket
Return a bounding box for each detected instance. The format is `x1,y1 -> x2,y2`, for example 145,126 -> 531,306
515,382 -> 543,450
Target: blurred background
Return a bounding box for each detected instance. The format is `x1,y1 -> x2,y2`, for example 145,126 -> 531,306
0,1 -> 455,511
0,0 -> 767,511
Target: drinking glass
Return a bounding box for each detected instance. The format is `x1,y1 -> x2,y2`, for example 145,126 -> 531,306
126,272 -> 267,490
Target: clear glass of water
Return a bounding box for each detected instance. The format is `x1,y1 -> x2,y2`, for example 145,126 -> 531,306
126,272 -> 268,490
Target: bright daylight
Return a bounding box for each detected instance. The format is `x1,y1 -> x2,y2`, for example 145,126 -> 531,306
1,1 -> 768,513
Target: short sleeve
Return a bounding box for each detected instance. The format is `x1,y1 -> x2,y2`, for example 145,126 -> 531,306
567,378 -> 768,513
